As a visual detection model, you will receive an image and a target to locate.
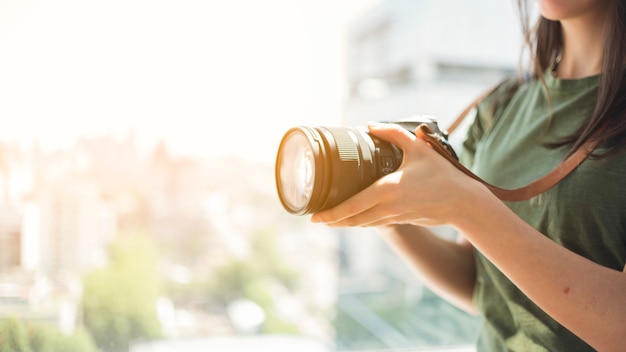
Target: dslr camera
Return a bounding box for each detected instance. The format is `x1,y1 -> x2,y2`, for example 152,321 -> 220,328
275,116 -> 456,215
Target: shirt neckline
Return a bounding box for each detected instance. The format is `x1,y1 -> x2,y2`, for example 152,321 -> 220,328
543,69 -> 600,92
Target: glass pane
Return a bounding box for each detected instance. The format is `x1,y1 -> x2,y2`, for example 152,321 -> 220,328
0,1 -> 520,352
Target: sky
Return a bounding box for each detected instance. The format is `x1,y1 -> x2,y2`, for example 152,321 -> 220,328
0,0 -> 381,162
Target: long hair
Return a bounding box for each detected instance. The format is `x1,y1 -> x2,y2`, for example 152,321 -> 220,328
517,0 -> 626,158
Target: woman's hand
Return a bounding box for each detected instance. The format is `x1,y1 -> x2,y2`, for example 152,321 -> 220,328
311,122 -> 486,227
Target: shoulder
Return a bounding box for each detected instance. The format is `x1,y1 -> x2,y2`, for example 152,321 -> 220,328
477,74 -> 531,117
461,75 -> 526,160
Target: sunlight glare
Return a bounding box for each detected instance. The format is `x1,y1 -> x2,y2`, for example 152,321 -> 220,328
0,0 -> 382,161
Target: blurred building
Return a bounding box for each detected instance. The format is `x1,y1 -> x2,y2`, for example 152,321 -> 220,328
0,205 -> 21,270
336,0 -> 522,350
344,0 -> 520,127
0,140 -> 119,336
0,129 -> 336,345
25,181 -> 117,274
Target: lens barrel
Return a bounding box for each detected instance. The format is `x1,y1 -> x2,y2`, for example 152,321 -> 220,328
275,125 -> 403,215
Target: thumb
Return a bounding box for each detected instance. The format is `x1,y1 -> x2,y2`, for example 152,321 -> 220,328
367,122 -> 416,151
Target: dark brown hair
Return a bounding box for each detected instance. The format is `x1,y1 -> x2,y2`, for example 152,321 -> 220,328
517,0 -> 626,158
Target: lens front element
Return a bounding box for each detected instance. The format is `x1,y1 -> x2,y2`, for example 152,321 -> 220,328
278,132 -> 315,211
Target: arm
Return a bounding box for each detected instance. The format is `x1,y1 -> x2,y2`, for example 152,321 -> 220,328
456,187 -> 626,352
378,225 -> 477,313
312,123 -> 626,351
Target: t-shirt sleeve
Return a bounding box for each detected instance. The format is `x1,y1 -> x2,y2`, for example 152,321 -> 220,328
459,76 -> 520,169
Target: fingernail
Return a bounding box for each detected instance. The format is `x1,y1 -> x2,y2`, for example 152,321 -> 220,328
368,122 -> 389,132
367,121 -> 386,129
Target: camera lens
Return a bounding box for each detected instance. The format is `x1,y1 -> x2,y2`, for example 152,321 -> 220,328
275,125 -> 403,215
276,130 -> 316,211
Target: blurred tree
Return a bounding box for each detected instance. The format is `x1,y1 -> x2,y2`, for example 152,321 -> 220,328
28,323 -> 97,352
208,259 -> 261,305
0,319 -> 97,352
82,234 -> 162,352
250,229 -> 299,291
162,227 -> 303,335
201,229 -> 301,334
0,318 -> 31,352
26,323 -> 58,352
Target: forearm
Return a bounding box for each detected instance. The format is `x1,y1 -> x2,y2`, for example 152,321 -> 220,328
456,185 -> 626,352
310,122 -> 626,349
378,224 -> 477,313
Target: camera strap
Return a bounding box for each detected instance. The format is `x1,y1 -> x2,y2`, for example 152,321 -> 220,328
416,90 -> 595,202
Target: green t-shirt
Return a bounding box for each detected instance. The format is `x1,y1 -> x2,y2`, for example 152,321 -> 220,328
461,71 -> 626,351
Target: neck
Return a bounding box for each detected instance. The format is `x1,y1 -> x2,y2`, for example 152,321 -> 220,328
554,11 -> 608,79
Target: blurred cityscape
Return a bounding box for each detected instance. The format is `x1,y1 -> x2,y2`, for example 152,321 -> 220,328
0,0 -> 526,351
0,133 -> 338,351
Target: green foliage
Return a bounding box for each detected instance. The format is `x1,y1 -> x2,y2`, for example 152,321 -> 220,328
0,319 -> 97,352
62,328 -> 99,352
202,229 -> 297,302
0,318 -> 31,352
82,234 -> 162,352
261,312 -> 300,335
202,259 -> 301,335
202,229 -> 302,334
250,229 -> 299,290
206,259 -> 262,304
26,324 -> 56,352
28,324 -> 97,352
164,228 -> 303,335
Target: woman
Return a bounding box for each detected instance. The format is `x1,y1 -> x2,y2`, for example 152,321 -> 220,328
311,0 -> 626,350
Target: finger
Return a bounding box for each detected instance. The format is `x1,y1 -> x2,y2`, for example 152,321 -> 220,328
310,175 -> 396,224
366,217 -> 438,228
310,190 -> 381,224
349,208 -> 407,227
367,122 -> 416,151
312,174 -> 407,227
325,206 -> 436,228
316,203 -> 398,227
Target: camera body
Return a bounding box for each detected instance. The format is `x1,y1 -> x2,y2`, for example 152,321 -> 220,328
275,116 -> 454,215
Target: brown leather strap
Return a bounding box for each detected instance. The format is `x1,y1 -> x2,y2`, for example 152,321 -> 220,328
417,95 -> 595,201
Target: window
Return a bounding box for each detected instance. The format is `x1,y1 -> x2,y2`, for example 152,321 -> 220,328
0,1 -> 520,351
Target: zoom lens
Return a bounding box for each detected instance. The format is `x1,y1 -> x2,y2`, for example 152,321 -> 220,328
275,125 -> 403,215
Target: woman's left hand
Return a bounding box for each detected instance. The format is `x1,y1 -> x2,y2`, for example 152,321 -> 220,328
311,122 -> 486,227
